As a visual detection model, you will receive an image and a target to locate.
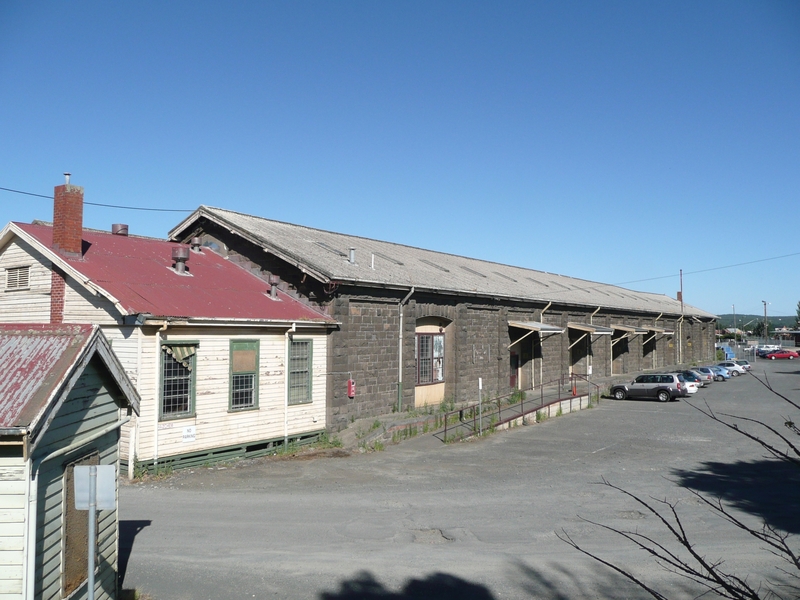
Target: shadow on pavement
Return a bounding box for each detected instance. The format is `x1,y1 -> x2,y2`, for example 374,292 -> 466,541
512,559 -> 701,600
118,519 -> 152,586
320,571 -> 493,600
672,458 -> 800,533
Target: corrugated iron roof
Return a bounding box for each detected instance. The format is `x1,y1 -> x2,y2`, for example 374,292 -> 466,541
169,206 -> 716,319
0,324 -> 95,429
15,223 -> 335,324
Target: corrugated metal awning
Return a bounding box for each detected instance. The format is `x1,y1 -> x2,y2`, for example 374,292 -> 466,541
611,324 -> 648,334
568,322 -> 613,335
509,321 -> 565,334
647,326 -> 674,334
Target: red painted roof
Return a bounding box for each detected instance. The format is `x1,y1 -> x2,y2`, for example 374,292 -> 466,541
0,324 -> 95,428
16,223 -> 334,323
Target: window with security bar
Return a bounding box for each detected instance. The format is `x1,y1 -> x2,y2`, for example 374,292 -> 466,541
416,333 -> 444,385
230,340 -> 259,410
5,265 -> 30,290
288,339 -> 312,405
161,344 -> 196,418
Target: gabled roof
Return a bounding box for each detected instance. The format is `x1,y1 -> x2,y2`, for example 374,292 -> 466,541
0,324 -> 140,435
170,206 -> 716,319
4,222 -> 335,325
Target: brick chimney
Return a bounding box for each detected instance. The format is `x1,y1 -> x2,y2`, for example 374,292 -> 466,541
50,173 -> 83,323
52,173 -> 84,258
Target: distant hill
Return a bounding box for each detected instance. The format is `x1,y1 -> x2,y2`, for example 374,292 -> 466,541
716,314 -> 796,330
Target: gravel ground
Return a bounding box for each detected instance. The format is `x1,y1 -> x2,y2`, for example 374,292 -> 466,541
120,359 -> 800,600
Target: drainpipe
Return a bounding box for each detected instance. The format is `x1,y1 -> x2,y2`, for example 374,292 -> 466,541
285,322 -> 296,446
589,306 -> 601,378
154,321 -> 169,469
397,287 -> 415,412
539,302 -> 552,388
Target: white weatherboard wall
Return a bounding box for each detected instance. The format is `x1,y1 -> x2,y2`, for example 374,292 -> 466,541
0,240 -> 53,323
130,328 -> 328,465
0,454 -> 26,600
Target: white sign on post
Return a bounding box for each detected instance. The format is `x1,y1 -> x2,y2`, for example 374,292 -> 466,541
74,465 -> 116,510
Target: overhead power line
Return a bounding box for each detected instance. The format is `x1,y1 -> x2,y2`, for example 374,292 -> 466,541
2,184 -> 797,303
0,186 -> 192,213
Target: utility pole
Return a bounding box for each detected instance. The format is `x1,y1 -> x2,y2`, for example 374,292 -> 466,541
762,300 -> 768,342
732,304 -> 736,343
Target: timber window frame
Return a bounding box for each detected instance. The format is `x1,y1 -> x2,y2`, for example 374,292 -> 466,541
229,339 -> 259,411
160,341 -> 198,420
288,339 -> 313,405
415,333 -> 445,385
5,265 -> 30,291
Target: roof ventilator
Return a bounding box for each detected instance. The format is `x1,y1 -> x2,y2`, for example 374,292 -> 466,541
111,224 -> 128,236
190,237 -> 203,253
349,247 -> 356,265
268,274 -> 280,299
171,246 -> 190,275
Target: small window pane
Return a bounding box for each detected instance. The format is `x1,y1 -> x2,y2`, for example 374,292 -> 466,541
162,349 -> 192,415
289,340 -> 312,404
231,373 -> 255,408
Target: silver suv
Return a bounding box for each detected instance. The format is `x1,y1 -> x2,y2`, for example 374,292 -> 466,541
611,373 -> 687,402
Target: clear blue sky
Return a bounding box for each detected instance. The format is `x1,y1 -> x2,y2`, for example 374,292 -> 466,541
1,1 -> 798,318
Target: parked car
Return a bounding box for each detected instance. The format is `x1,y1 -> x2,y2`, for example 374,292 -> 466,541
708,365 -> 730,381
757,346 -> 781,358
693,366 -> 716,384
765,349 -> 800,360
610,373 -> 687,402
678,370 -> 706,388
733,360 -> 751,371
683,380 -> 700,394
717,361 -> 746,376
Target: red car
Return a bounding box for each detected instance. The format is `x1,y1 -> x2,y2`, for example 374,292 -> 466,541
765,350 -> 800,360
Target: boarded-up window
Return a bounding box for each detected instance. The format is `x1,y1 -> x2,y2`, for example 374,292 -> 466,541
63,452 -> 99,597
6,266 -> 30,290
288,340 -> 312,405
230,340 -> 258,409
416,334 -> 444,385
161,344 -> 196,418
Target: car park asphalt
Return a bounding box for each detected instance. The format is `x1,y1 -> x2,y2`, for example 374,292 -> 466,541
120,359 -> 800,600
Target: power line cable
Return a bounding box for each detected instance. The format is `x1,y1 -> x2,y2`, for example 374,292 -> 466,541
2,184 -> 797,305
0,186 -> 192,213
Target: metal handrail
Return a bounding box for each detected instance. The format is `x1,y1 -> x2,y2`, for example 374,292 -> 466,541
442,374 -> 600,441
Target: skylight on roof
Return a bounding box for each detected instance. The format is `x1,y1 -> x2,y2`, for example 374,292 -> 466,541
420,259 -> 450,272
492,271 -> 517,282
460,266 -> 487,278
313,241 -> 346,257
374,251 -> 403,266
525,277 -> 549,287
